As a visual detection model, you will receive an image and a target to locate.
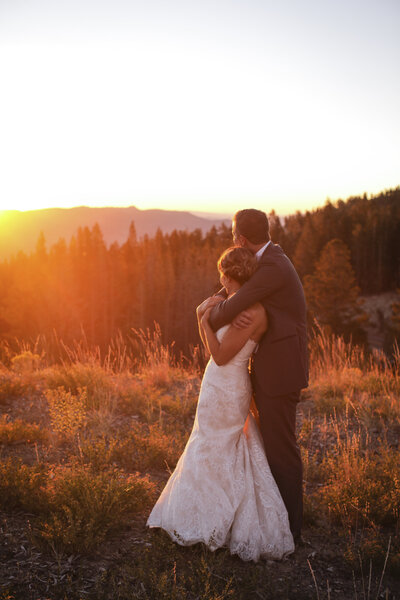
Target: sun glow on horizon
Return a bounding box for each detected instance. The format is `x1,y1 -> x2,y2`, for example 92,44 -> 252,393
1,180 -> 399,219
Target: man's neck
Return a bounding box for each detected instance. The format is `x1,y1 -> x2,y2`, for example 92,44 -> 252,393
245,239 -> 271,254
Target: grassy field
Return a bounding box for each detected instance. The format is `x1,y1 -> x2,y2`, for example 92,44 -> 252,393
0,328 -> 399,600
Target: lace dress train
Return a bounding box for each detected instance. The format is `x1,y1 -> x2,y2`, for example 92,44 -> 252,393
146,325 -> 294,561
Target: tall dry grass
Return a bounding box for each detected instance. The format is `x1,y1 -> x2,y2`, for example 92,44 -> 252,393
309,324 -> 400,400
302,325 -> 400,576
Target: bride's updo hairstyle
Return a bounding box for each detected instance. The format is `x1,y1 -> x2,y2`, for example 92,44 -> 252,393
218,247 -> 257,285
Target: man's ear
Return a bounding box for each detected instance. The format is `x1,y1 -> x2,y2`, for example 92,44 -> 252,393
238,235 -> 248,248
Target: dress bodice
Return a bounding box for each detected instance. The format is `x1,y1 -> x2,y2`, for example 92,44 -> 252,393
197,324 -> 257,428
214,324 -> 258,368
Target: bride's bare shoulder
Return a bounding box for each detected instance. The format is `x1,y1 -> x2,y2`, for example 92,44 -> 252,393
248,302 -> 267,318
248,302 -> 268,329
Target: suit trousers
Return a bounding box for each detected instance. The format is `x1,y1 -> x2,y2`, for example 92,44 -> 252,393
252,384 -> 303,539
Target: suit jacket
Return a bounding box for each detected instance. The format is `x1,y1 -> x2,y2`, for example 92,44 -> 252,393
209,243 -> 309,397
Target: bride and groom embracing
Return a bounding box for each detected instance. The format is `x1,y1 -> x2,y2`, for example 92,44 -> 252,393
147,208 -> 309,561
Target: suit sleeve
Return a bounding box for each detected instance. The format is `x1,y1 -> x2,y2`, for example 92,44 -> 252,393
208,261 -> 284,331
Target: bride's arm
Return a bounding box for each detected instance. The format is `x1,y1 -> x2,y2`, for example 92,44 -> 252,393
197,308 -> 210,354
201,307 -> 260,366
196,297 -> 223,353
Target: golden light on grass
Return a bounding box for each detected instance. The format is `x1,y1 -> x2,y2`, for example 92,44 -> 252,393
0,324 -> 398,594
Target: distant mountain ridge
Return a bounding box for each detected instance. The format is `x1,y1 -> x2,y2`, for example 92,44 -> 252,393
0,206 -> 230,259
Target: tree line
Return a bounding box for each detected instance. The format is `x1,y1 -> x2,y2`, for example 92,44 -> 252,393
0,187 -> 399,356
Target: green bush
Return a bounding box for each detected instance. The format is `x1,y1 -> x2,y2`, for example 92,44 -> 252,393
36,465 -> 156,553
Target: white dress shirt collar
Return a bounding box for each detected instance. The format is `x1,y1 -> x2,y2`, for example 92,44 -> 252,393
255,240 -> 272,261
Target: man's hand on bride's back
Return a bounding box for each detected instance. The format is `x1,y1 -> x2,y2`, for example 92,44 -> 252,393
196,296 -> 223,319
232,310 -> 254,329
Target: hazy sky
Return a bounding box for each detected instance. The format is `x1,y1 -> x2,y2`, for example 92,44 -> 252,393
0,0 -> 399,216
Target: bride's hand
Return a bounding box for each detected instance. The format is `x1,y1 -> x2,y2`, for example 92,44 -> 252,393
196,296 -> 223,319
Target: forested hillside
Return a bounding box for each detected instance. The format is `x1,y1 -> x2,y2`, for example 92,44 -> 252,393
0,205 -> 228,259
0,187 -> 399,355
277,187 -> 400,293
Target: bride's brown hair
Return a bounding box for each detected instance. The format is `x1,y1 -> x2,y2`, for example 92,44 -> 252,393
218,247 -> 257,285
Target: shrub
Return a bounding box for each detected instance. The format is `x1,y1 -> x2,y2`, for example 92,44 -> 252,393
44,363 -> 115,409
344,530 -> 400,577
156,387 -> 198,422
356,391 -> 400,426
0,458 -> 48,513
76,436 -> 122,472
109,423 -> 187,472
11,351 -> 41,374
116,380 -> 162,418
35,465 -> 156,553
116,380 -> 197,428
45,386 -> 87,437
76,419 -> 187,473
0,458 -> 156,555
0,370 -> 27,404
0,415 -> 47,445
319,443 -> 400,528
140,424 -> 187,470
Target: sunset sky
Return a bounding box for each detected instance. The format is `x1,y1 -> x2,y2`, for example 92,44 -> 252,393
0,0 -> 399,217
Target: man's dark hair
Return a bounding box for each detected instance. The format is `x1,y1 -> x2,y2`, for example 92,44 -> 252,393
234,209 -> 270,244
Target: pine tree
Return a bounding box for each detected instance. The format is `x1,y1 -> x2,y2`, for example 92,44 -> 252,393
127,220 -> 137,247
268,211 -> 285,246
35,231 -> 47,261
293,215 -> 321,278
304,238 -> 366,335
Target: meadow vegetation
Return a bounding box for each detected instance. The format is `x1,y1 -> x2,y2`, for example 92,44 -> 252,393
0,326 -> 399,599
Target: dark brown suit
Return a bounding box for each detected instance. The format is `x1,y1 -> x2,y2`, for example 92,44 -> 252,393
209,242 -> 308,538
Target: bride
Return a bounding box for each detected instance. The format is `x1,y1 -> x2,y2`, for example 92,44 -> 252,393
146,246 -> 294,561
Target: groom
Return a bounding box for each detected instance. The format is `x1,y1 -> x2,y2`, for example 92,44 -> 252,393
209,208 -> 308,543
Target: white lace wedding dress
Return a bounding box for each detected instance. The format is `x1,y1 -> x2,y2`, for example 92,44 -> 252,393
146,325 -> 294,561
